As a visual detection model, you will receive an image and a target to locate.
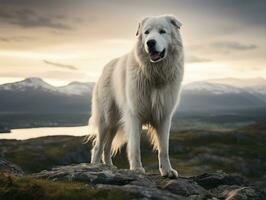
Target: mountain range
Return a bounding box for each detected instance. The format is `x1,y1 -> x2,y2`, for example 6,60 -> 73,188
0,78 -> 94,114
0,77 -> 265,113
180,78 -> 266,111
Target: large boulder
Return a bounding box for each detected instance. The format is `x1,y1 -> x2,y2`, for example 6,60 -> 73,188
32,163 -> 266,200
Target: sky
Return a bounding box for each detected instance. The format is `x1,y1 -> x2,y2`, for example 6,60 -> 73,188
0,0 -> 266,86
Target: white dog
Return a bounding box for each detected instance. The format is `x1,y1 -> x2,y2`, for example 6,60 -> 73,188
88,15 -> 184,178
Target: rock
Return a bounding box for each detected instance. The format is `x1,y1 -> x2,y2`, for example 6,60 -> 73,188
0,157 -> 24,176
193,172 -> 248,189
212,185 -> 266,200
159,178 -> 208,197
32,163 -> 266,200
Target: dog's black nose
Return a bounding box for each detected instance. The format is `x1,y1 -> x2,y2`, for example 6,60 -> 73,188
146,39 -> 156,48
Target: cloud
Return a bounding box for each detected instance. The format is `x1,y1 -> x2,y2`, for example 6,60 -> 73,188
0,36 -> 33,43
0,7 -> 71,30
186,55 -> 211,63
43,70 -> 88,80
43,60 -> 78,70
211,41 -> 258,51
200,0 -> 266,27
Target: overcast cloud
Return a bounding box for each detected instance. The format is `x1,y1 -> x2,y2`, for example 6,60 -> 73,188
0,0 -> 265,83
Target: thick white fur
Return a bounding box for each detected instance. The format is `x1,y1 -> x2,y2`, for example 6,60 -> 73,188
88,15 -> 184,178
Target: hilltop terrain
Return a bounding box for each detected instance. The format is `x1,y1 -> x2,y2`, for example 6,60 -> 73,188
1,162 -> 266,200
1,123 -> 265,188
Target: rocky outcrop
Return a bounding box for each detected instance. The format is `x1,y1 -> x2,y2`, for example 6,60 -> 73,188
32,163 -> 266,200
0,157 -> 24,176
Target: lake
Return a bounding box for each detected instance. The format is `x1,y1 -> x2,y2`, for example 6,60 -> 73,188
0,126 -> 89,140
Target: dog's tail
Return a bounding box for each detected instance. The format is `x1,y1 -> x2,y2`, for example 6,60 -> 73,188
146,125 -> 159,151
111,125 -> 159,155
83,85 -> 99,144
111,127 -> 126,155
84,123 -> 127,156
83,116 -> 98,145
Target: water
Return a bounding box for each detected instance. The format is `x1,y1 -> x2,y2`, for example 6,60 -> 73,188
0,126 -> 89,140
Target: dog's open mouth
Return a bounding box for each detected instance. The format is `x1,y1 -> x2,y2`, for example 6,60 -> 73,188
149,49 -> 166,62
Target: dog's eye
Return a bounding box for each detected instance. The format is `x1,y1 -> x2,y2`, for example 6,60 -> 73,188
159,29 -> 166,34
144,30 -> 150,34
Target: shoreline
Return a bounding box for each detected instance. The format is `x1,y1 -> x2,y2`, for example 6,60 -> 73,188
0,128 -> 11,133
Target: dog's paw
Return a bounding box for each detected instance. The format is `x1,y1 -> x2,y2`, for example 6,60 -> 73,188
160,168 -> 178,179
131,167 -> 146,174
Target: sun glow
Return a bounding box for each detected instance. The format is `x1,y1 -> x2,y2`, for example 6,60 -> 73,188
184,62 -> 232,83
0,50 -> 83,60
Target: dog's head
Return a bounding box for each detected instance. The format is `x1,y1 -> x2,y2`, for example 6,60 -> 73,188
136,15 -> 182,63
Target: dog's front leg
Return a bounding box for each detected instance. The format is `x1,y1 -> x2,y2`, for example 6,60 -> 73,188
157,116 -> 178,178
125,112 -> 145,173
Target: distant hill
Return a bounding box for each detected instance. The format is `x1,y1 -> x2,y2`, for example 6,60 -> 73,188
179,80 -> 266,111
1,122 -> 265,188
0,77 -> 94,114
0,77 -> 266,114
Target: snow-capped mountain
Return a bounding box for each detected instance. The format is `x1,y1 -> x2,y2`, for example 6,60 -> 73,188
248,85 -> 266,96
206,77 -> 266,96
0,77 -> 94,96
183,78 -> 266,97
0,77 -> 56,92
0,77 -> 265,113
183,82 -> 244,95
179,78 -> 266,111
58,82 -> 94,95
0,78 -> 94,114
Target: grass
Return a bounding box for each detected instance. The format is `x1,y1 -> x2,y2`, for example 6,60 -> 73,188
1,136 -> 90,173
132,124 -> 266,187
1,123 -> 266,188
0,173 -> 133,200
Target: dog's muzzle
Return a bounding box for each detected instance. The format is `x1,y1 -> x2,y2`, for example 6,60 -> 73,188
146,39 -> 166,62
149,49 -> 166,62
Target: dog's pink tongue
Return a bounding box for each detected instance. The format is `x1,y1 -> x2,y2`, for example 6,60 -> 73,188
150,53 -> 160,61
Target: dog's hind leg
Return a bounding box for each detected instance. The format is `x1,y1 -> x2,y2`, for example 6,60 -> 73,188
102,127 -> 116,165
91,122 -> 108,164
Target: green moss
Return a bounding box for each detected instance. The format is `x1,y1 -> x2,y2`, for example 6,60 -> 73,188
0,174 -> 133,200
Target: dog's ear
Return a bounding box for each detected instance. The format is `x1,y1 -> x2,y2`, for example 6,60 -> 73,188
167,15 -> 182,29
136,17 -> 149,37
136,23 -> 141,36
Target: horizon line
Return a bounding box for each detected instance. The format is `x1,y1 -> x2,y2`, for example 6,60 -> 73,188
0,76 -> 266,87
